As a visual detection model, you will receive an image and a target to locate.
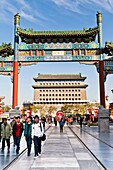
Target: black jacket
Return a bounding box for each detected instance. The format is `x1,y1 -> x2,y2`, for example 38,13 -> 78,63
13,122 -> 23,137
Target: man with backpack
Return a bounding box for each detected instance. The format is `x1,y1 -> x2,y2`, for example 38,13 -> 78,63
32,115 -> 44,159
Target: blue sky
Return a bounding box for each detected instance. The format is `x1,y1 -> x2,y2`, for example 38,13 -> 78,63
0,0 -> 113,107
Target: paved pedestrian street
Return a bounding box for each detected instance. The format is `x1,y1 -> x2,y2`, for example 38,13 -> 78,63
7,126 -> 103,170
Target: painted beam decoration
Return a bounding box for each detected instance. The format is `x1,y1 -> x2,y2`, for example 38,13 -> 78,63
0,67 -> 13,72
18,42 -> 99,50
104,55 -> 113,60
17,42 -> 101,62
0,56 -> 14,62
17,55 -> 101,62
104,60 -> 113,71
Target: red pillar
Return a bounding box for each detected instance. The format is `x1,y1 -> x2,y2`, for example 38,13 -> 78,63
72,49 -> 75,56
42,50 -> 45,56
36,50 -> 39,56
1,62 -> 4,67
12,62 -> 18,109
99,60 -> 105,107
30,50 -> 33,56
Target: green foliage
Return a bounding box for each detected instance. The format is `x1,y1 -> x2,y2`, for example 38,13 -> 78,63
48,106 -> 57,115
4,105 -> 11,112
61,103 -> 99,116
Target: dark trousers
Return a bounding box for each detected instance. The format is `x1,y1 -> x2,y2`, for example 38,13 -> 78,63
34,136 -> 41,156
15,136 -> 21,153
2,138 -> 10,150
60,125 -> 63,132
26,136 -> 32,155
13,135 -> 16,145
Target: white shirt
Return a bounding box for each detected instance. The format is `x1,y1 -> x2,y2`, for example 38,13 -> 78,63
32,122 -> 44,138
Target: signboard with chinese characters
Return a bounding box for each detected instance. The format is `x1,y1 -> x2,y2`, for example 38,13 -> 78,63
52,51 -> 65,56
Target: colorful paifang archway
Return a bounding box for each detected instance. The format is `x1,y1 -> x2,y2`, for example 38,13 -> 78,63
1,12 -> 113,108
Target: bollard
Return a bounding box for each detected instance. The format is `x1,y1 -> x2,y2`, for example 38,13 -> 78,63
98,105 -> 109,133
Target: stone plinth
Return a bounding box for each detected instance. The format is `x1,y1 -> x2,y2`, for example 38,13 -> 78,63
98,106 -> 109,133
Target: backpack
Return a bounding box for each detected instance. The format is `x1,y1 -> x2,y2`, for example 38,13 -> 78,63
40,122 -> 46,141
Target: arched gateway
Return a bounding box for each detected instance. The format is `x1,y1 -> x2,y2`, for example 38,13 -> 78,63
0,12 -> 113,108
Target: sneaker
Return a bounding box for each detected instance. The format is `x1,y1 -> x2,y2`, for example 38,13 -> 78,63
34,155 -> 38,159
38,153 -> 41,157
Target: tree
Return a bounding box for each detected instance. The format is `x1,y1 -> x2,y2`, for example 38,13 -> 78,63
30,105 -> 37,114
48,106 -> 57,115
4,105 -> 11,112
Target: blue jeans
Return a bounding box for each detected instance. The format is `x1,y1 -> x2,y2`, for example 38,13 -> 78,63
34,136 -> 41,156
25,136 -> 32,155
15,136 -> 21,153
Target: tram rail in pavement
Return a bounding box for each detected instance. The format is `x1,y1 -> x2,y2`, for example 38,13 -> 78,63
5,126 -> 104,170
69,126 -> 106,170
69,125 -> 113,170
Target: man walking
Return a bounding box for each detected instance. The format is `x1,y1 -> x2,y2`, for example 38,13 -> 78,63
59,118 -> 65,133
32,115 -> 44,159
13,116 -> 23,154
24,116 -> 33,156
11,116 -> 17,146
1,118 -> 12,152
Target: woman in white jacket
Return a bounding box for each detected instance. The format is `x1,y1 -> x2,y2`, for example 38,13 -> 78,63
32,115 -> 44,159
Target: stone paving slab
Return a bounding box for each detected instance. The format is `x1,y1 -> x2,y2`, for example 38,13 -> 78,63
72,125 -> 113,170
7,126 -> 103,170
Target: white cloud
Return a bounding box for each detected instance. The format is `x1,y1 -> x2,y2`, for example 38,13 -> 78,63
51,0 -> 83,14
51,0 -> 113,14
15,0 -> 30,9
0,0 -> 47,25
20,10 -> 37,22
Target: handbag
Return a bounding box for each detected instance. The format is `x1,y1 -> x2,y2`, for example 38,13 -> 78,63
41,133 -> 46,141
40,122 -> 46,141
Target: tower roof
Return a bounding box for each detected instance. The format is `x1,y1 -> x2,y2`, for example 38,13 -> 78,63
33,74 -> 87,81
17,27 -> 99,44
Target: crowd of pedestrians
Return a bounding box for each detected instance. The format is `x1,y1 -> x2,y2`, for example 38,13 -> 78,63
0,114 -> 86,159
0,115 -> 45,159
